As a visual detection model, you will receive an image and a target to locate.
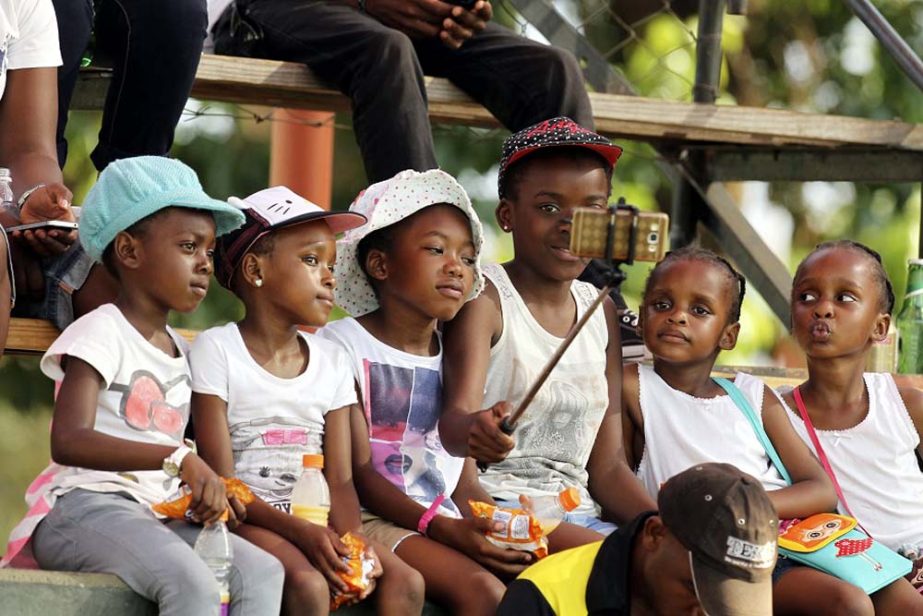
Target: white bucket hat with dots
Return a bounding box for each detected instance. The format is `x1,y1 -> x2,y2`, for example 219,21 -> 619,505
335,169 -> 485,317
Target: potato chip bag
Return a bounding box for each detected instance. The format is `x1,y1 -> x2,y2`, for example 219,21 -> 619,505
469,500 -> 548,559
153,477 -> 255,519
330,532 -> 376,610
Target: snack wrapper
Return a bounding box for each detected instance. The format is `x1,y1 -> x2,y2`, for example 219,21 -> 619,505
330,532 -> 376,610
152,477 -> 255,520
469,500 -> 548,559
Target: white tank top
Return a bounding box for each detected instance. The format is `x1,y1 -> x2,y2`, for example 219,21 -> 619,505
781,373 -> 923,551
479,264 -> 609,517
636,364 -> 787,497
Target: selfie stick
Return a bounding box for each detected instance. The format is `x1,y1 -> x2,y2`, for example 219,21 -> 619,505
500,200 -> 638,434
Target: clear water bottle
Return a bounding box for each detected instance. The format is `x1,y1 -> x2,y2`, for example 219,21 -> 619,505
897,259 -> 923,374
0,168 -> 13,209
519,487 -> 581,535
290,454 -> 330,527
194,521 -> 233,616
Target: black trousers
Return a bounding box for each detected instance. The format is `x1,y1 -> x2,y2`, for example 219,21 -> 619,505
214,0 -> 594,183
53,0 -> 208,170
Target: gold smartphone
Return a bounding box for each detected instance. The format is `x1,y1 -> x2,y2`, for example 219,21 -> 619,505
569,206 -> 670,262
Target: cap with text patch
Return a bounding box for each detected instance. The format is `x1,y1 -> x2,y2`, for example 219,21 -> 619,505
216,186 -> 367,288
497,117 -> 622,198
659,463 -> 778,616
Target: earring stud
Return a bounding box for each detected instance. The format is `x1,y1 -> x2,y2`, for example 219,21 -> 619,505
255,278 -> 263,288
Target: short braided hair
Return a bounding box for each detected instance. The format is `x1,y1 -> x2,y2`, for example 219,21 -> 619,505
794,240 -> 895,314
643,246 -> 747,324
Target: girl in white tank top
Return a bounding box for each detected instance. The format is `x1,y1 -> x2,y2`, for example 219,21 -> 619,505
621,249 -> 891,614
783,240 -> 923,603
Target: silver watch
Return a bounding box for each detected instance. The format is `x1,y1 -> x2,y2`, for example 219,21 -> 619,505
162,445 -> 193,478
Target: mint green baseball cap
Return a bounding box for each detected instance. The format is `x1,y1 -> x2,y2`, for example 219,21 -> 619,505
80,156 -> 245,262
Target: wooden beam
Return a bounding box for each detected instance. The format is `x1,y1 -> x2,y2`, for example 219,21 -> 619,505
4,318 -> 198,356
71,55 -> 923,153
702,148 -> 923,182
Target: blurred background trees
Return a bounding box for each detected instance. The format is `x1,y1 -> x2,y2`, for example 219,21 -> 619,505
1,0 -> 921,542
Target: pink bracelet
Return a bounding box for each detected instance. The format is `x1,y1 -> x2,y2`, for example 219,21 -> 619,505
417,494 -> 446,536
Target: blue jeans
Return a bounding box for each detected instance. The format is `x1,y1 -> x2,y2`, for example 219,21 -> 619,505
11,241 -> 94,330
32,489 -> 284,616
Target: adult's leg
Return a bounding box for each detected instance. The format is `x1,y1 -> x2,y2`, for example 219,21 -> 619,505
396,534 -> 506,616
773,566 -> 874,616
31,490 -> 224,616
91,0 -> 207,169
231,523 -> 329,616
221,0 -> 437,182
170,521 -> 285,616
415,23 -> 594,130
50,0 -> 94,167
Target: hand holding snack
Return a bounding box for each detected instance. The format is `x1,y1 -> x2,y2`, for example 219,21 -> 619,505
469,500 -> 549,559
153,476 -> 255,524
329,532 -> 378,609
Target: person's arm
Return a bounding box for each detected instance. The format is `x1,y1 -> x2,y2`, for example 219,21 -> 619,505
53,357 -> 227,523
586,299 -> 656,524
0,67 -> 75,255
325,405 -> 363,534
620,362 -> 645,470
441,281 -> 514,461
451,457 -> 497,515
896,385 -> 923,459
349,400 -> 530,575
762,386 -> 837,518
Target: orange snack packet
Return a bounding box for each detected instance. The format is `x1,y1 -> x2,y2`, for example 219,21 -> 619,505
330,532 -> 376,610
153,477 -> 255,519
469,500 -> 548,559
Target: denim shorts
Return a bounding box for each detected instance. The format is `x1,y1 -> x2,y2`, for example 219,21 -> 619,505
10,241 -> 95,330
772,554 -> 799,584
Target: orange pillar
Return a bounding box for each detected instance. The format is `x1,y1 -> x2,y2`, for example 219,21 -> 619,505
269,110 -> 335,210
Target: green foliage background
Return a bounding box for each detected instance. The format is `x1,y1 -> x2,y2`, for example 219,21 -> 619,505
2,0 -> 922,548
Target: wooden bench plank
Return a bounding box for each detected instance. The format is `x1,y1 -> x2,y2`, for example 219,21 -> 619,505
4,318 -> 198,356
71,55 -> 923,153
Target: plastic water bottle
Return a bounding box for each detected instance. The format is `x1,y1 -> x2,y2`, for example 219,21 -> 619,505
897,259 -> 923,374
290,454 -> 330,527
519,487 -> 582,534
194,521 -> 233,615
0,168 -> 13,209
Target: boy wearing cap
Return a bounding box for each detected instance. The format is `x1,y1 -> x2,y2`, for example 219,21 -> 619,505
2,156 -> 286,615
441,117 -> 656,545
189,186 -> 426,616
497,463 -> 778,616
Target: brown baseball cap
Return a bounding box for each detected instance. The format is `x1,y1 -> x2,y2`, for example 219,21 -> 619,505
659,463 -> 778,616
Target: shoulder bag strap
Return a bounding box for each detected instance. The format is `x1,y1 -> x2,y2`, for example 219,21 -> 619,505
712,377 -> 793,485
792,386 -> 870,534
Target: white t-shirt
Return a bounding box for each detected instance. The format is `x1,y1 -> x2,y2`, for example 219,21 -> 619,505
318,317 -> 464,517
204,0 -> 232,52
190,322 -> 356,513
0,0 -> 61,101
40,303 -> 192,505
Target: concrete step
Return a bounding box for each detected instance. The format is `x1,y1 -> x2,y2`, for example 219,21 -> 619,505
0,568 -> 448,614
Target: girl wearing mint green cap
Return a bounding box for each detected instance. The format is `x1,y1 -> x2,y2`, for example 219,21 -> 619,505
2,156 -> 285,616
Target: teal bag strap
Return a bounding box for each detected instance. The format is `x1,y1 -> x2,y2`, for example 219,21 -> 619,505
712,377 -> 793,485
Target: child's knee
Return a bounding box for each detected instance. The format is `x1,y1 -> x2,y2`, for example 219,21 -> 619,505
160,561 -> 222,613
284,568 -> 329,614
828,582 -> 874,616
451,571 -> 505,614
378,564 -> 425,611
230,545 -> 285,609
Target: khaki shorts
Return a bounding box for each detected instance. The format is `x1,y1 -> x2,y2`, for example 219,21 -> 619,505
360,511 -> 418,552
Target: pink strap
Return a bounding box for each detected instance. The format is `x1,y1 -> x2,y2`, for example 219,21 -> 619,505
793,386 -> 870,536
417,494 -> 446,536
